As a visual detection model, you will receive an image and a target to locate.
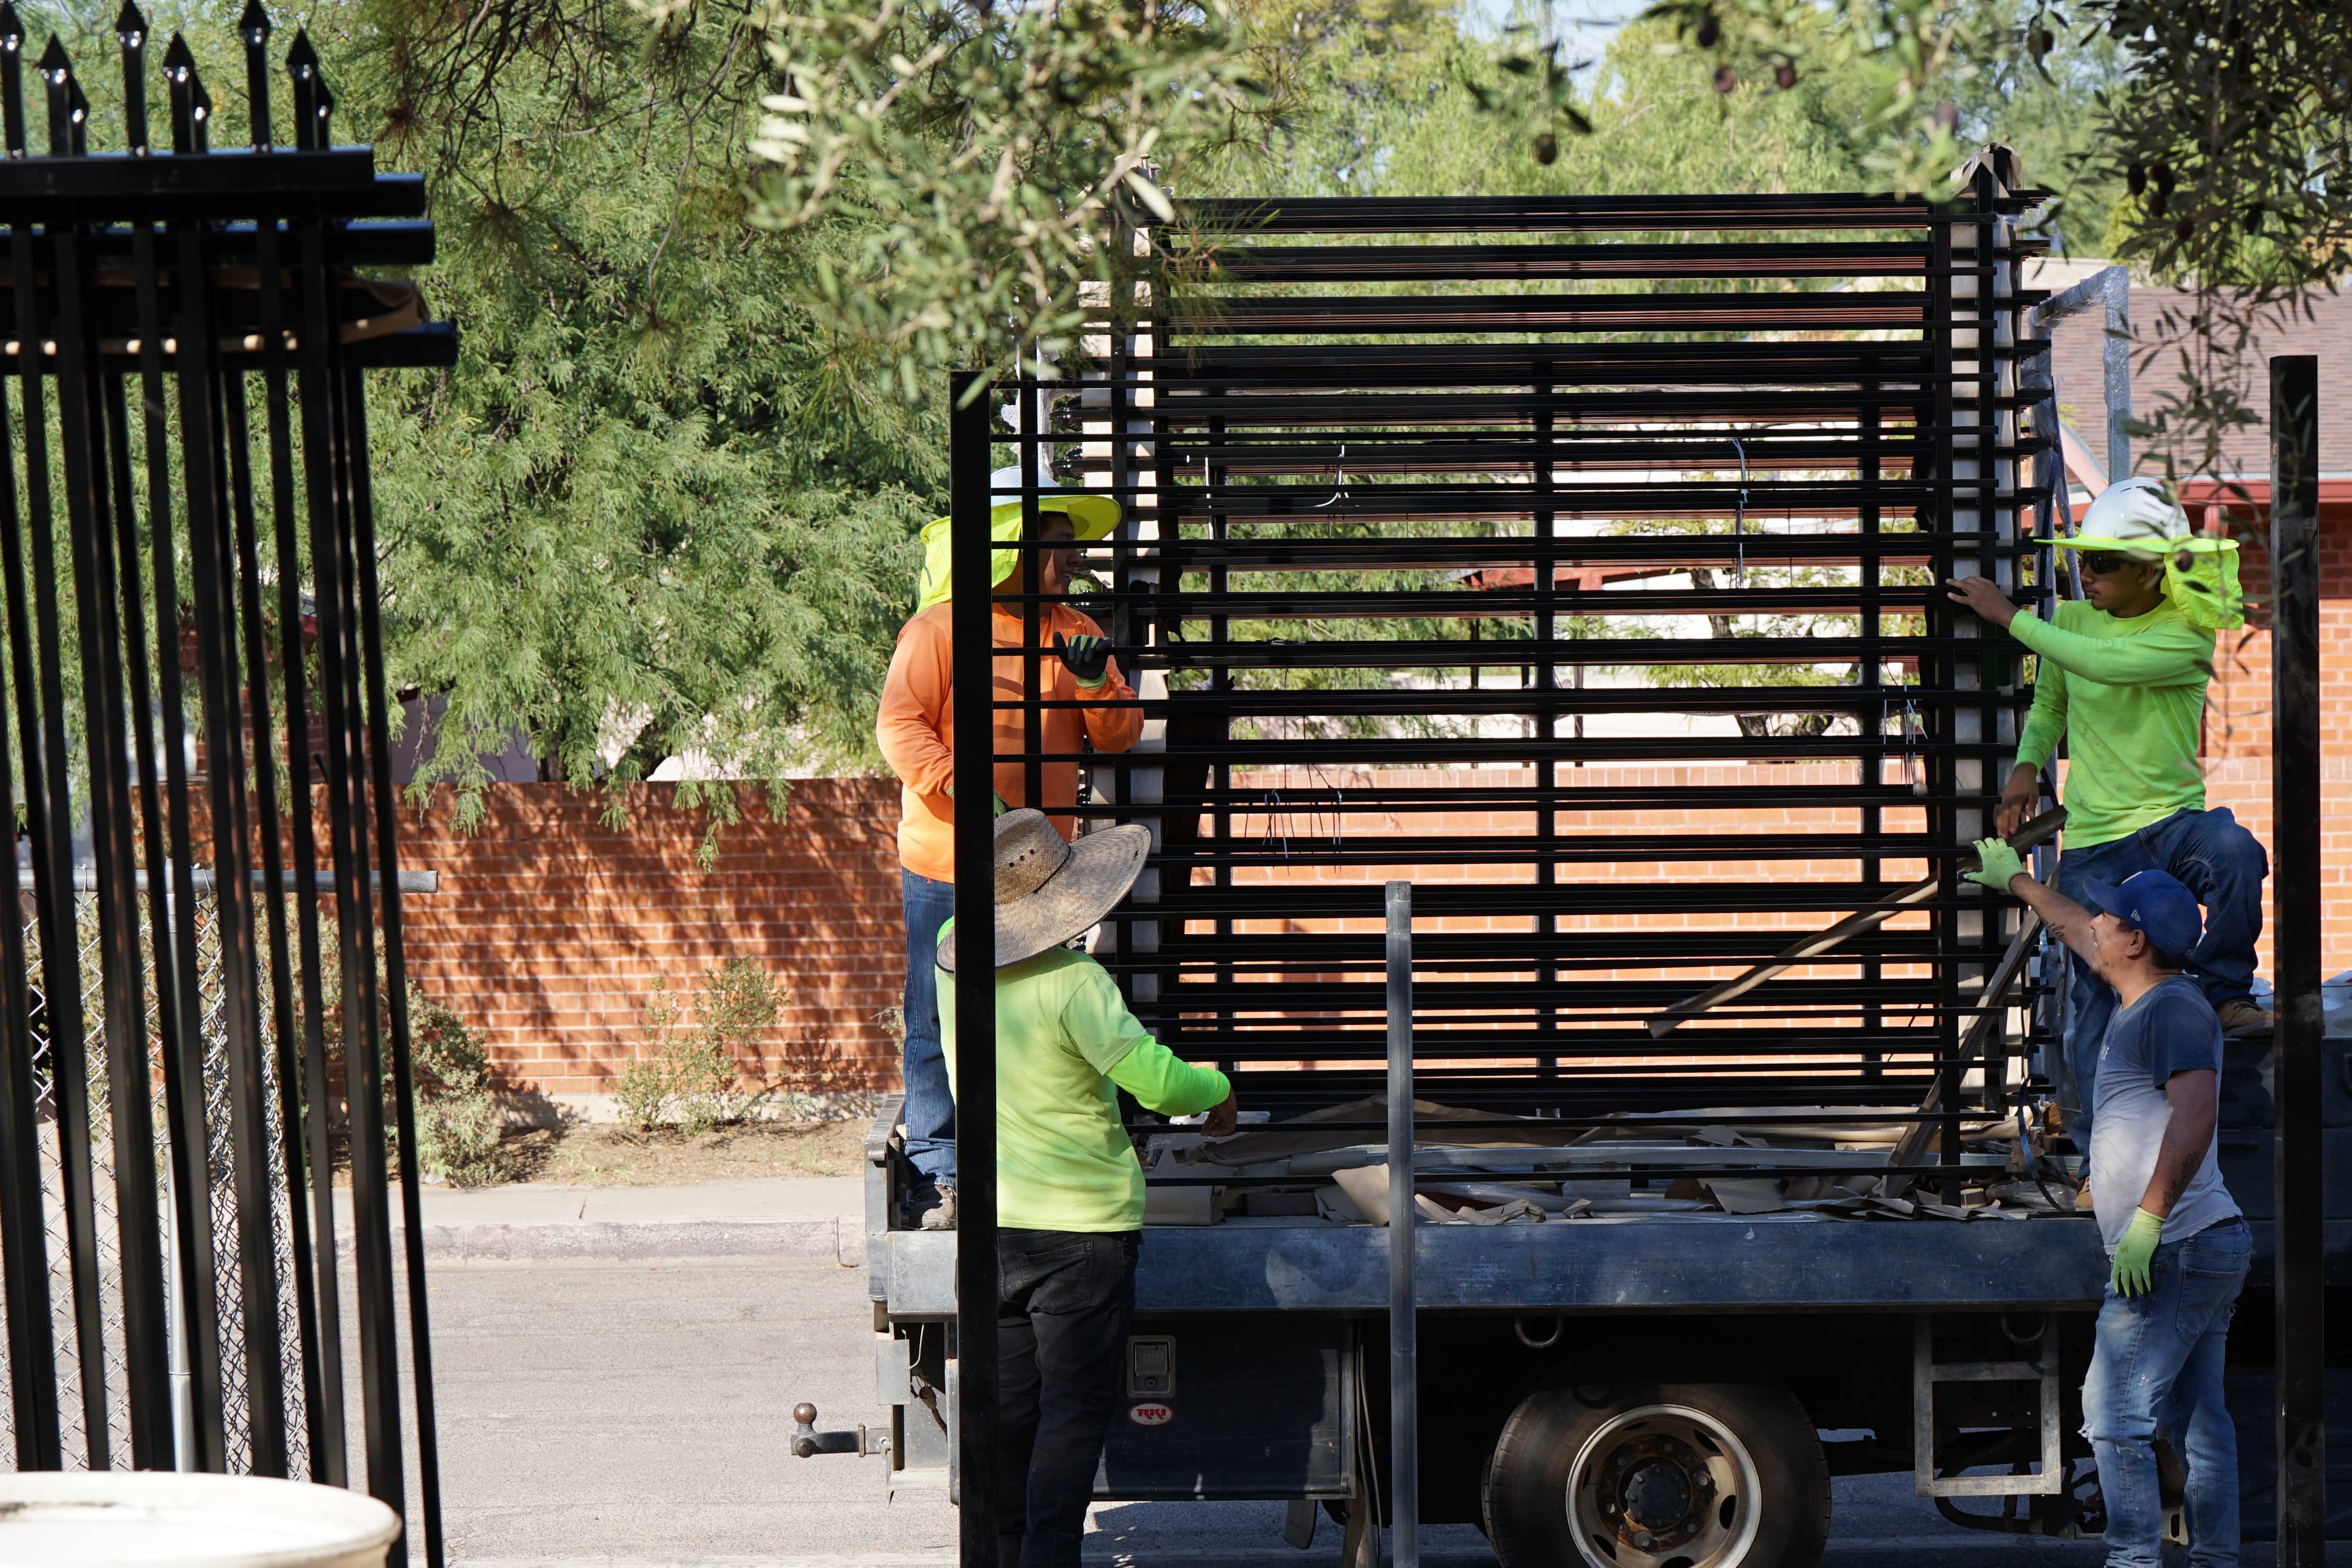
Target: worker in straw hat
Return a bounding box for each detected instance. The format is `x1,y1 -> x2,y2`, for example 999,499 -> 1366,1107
938,809 -> 1236,1568
1947,476 -> 2268,1161
876,469 -> 1141,1232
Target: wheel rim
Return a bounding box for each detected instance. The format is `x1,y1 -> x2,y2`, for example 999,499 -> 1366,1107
1563,1403 -> 1765,1568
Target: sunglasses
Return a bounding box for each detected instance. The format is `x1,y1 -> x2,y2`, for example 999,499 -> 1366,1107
2078,551 -> 2138,576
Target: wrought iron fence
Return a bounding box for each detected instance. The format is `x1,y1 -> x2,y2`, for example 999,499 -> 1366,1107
0,11 -> 453,1564
3,890 -> 311,1481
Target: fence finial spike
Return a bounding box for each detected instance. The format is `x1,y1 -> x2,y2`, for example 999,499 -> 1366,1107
113,1 -> 145,42
284,25 -> 317,75
160,31 -> 192,75
35,32 -> 66,78
237,0 -> 270,41
0,5 -> 22,49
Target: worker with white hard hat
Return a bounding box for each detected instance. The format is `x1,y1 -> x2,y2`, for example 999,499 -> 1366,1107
1946,476 -> 2267,1155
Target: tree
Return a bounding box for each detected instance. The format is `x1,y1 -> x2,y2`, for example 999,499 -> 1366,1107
1635,0 -> 2350,480
334,0 -> 946,837
748,0 -> 1290,384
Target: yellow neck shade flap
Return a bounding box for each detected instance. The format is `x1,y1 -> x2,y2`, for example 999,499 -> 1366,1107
2056,532 -> 2245,631
913,494 -> 1124,612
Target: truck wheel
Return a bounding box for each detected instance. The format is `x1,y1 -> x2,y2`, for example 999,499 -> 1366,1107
1483,1380 -> 1829,1568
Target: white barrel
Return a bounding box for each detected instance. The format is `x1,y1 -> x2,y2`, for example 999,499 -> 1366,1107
0,1471 -> 401,1568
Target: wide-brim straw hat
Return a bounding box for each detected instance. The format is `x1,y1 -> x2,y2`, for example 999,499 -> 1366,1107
937,809 -> 1151,973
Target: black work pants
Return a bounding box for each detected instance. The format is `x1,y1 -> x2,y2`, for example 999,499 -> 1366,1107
995,1227 -> 1139,1568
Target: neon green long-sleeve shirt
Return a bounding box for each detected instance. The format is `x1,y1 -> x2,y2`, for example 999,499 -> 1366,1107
940,944 -> 1231,1231
2010,596 -> 2215,848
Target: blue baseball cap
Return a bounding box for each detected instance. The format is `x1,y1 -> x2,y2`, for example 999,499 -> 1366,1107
2077,869 -> 2203,957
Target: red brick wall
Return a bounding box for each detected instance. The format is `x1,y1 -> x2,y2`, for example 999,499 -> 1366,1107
373,753 -> 2343,1095
2196,519 -> 2352,764
392,780 -> 902,1099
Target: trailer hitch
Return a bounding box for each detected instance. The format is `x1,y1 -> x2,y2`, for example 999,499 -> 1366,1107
791,1402 -> 889,1460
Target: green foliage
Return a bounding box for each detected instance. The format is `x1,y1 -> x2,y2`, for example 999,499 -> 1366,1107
333,0 -> 946,833
748,0 -> 1288,385
300,917 -> 510,1184
621,957 -> 785,1134
1629,0 -> 2350,478
407,993 -> 510,1186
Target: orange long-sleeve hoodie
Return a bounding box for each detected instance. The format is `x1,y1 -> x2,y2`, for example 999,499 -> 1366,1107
875,601 -> 1142,882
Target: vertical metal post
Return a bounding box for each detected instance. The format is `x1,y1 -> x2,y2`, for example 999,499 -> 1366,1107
950,370 -> 1001,1567
2102,270 -> 2132,485
2268,353 -> 2326,1563
1386,879 -> 1417,1568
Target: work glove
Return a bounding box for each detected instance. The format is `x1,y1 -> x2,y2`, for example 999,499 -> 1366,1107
2111,1206 -> 2164,1297
942,785 -> 1010,817
1962,836 -> 2024,893
1054,631 -> 1113,690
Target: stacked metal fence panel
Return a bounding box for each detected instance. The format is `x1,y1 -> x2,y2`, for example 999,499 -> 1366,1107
957,173 -> 2059,1193
0,11 -> 453,1562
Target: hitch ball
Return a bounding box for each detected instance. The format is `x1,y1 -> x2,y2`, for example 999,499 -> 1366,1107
791,1402 -> 880,1459
792,1403 -> 825,1459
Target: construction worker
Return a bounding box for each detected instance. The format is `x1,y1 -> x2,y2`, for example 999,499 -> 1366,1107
876,474 -> 1139,1229
1945,476 -> 2265,1156
1968,842 -> 2247,1568
939,809 -> 1237,1568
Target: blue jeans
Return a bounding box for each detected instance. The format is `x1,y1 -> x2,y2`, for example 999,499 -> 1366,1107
2082,1216 -> 2250,1567
901,869 -> 958,1183
2057,808 -> 2267,1141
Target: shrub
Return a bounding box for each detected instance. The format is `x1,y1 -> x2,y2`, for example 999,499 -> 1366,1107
619,959 -> 785,1133
406,994 -> 509,1187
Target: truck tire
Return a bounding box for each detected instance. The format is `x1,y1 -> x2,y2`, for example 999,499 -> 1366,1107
1483,1379 -> 1829,1568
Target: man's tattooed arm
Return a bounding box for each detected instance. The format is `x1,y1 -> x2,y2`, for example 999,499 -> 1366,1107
2140,1068 -> 2220,1219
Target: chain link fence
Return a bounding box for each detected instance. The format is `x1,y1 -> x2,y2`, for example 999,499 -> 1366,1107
1,887 -> 310,1480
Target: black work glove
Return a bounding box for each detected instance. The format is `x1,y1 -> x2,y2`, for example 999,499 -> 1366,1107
1054,631 -> 1113,690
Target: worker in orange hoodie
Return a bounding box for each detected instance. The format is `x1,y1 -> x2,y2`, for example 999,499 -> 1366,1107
875,472 -> 1142,1229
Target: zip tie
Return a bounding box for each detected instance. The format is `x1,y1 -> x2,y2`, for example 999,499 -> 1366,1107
1310,443 -> 1348,510
1730,437 -> 1749,588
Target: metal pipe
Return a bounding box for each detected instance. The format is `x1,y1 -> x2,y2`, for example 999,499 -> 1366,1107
2268,352 -> 2326,1564
949,370 -> 1002,1567
1386,879 -> 1418,1568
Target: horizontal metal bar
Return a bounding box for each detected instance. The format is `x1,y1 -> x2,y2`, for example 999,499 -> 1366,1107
67,867 -> 440,894
1175,192 -> 2045,232
1200,241 -> 2037,282
0,157 -> 424,217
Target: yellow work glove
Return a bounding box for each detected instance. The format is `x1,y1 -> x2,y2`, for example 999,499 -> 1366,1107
2111,1207 -> 2164,1297
1962,836 -> 2024,893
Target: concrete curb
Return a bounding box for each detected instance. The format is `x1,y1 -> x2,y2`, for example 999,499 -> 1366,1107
333,1176 -> 869,1267
389,1217 -> 867,1267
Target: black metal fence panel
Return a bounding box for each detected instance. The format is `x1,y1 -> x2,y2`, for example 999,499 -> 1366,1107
951,172 -> 2058,1197
0,11 -> 455,1564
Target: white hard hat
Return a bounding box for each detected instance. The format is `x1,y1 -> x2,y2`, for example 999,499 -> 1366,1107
2064,477 -> 2188,557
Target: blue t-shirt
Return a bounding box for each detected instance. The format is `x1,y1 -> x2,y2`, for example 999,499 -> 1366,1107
2087,975 -> 2239,1252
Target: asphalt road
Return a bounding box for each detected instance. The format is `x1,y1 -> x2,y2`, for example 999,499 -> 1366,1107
418,1257 -> 2332,1567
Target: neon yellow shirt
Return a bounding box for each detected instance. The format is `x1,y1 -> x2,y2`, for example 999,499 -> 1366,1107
939,946 -> 1231,1232
2011,596 -> 2215,849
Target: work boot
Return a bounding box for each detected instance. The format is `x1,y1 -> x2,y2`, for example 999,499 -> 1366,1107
2074,1171 -> 2095,1212
919,1181 -> 960,1231
2215,998 -> 2274,1038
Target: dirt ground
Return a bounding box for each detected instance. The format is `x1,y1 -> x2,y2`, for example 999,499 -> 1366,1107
497,1117 -> 871,1186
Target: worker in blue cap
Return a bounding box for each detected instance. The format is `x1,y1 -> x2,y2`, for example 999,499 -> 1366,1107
1969,841 -> 2248,1568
